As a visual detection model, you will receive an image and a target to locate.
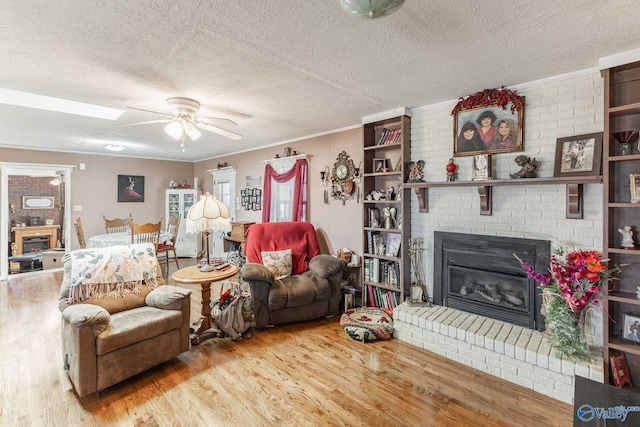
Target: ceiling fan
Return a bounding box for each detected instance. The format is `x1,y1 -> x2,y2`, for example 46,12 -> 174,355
115,97 -> 244,148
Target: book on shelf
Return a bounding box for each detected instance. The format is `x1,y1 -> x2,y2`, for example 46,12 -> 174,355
368,207 -> 380,228
393,128 -> 402,143
377,129 -> 389,145
610,352 -> 632,388
376,128 -> 402,145
364,284 -> 401,309
371,258 -> 380,282
372,233 -> 384,255
367,230 -> 380,254
385,233 -> 401,257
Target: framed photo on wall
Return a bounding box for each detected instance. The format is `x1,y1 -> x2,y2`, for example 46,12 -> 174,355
553,132 -> 603,177
117,175 -> 145,202
453,103 -> 524,156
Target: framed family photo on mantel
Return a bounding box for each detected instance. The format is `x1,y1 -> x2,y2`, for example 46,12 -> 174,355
453,104 -> 524,156
451,87 -> 525,157
553,132 -> 603,177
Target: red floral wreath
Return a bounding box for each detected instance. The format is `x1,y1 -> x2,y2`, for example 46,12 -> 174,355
451,87 -> 524,115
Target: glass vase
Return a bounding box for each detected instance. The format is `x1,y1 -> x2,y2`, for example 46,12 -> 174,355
545,297 -> 592,362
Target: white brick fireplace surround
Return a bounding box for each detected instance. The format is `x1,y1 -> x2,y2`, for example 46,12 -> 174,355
393,304 -> 602,405
403,70 -> 606,405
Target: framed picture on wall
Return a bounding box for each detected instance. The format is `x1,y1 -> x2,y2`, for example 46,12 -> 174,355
117,175 -> 145,202
22,196 -> 54,209
453,104 -> 524,156
553,132 -> 603,177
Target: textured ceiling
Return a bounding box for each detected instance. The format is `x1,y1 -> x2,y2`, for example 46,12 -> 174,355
1,1 -> 640,162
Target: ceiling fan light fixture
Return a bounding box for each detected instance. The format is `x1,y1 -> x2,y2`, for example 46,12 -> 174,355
164,121 -> 184,140
184,121 -> 201,140
105,144 -> 126,152
339,0 -> 405,18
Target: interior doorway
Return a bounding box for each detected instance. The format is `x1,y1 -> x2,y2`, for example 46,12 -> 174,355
0,163 -> 73,280
210,167 -> 237,259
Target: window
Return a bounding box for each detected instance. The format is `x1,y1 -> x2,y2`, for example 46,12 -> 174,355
262,158 -> 307,222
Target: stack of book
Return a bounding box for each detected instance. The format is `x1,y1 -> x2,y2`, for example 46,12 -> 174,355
377,128 -> 402,145
363,284 -> 401,309
363,259 -> 400,287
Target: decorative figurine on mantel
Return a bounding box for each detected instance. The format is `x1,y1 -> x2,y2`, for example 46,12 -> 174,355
619,225 -> 636,249
445,158 -> 458,182
509,155 -> 539,179
407,160 -> 425,183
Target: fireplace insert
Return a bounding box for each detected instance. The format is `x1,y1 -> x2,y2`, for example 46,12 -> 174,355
434,232 -> 550,330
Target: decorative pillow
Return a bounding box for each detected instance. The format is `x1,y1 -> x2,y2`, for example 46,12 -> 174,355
261,249 -> 293,280
340,308 -> 394,342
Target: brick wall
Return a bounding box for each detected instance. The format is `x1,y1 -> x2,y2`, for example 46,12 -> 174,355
396,70 -> 604,401
407,71 -> 604,344
8,176 -> 65,245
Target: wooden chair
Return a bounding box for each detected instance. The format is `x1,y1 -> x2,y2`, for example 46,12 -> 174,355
156,216 -> 180,277
74,217 -> 87,249
130,214 -> 163,249
103,215 -> 131,234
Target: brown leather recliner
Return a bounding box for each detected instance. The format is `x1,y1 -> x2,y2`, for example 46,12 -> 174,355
58,245 -> 191,397
240,222 -> 347,327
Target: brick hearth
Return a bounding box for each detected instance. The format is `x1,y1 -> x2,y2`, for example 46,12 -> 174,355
393,303 -> 603,405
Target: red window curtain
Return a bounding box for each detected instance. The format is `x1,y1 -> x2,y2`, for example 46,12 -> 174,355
262,158 -> 308,223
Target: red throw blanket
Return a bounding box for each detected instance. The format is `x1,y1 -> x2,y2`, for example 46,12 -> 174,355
245,222 -> 320,275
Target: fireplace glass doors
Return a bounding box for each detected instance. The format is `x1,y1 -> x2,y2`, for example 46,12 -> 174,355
434,232 -> 550,330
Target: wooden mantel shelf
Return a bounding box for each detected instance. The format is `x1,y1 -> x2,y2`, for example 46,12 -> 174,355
402,175 -> 603,218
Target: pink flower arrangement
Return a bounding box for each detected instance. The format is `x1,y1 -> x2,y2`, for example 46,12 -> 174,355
518,249 -> 623,319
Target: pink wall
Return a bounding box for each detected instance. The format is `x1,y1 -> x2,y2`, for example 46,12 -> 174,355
1,148 -> 194,249
193,127 -> 364,256
2,127 -> 364,255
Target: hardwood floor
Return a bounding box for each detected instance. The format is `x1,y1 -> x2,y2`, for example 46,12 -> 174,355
0,263 -> 573,426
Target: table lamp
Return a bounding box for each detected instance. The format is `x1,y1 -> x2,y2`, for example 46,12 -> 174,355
185,192 -> 231,271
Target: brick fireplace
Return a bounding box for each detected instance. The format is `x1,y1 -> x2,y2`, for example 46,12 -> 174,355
394,232 -> 603,405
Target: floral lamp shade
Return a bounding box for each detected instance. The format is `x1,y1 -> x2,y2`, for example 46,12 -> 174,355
186,193 -> 232,235
186,193 -> 231,268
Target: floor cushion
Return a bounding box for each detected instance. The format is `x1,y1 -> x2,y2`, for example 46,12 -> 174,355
340,307 -> 393,342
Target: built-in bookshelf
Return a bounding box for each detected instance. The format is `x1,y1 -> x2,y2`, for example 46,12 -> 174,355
361,115 -> 411,310
603,60 -> 640,393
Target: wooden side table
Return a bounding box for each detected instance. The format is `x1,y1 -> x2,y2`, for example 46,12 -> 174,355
171,264 -> 240,345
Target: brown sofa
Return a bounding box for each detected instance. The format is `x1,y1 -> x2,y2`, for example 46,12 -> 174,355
58,245 -> 191,397
240,222 -> 347,327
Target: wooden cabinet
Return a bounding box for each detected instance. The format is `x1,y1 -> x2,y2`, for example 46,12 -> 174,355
166,189 -> 201,258
361,115 -> 411,309
603,61 -> 640,391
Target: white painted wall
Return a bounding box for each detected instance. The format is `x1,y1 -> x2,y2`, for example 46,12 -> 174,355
409,70 -> 605,343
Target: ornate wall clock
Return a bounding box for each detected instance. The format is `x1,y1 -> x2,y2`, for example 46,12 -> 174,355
331,150 -> 357,204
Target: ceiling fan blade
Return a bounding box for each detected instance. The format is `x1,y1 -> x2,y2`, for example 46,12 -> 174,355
127,106 -> 173,118
198,122 -> 242,140
198,117 -> 238,126
208,107 -> 252,119
112,119 -> 173,128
